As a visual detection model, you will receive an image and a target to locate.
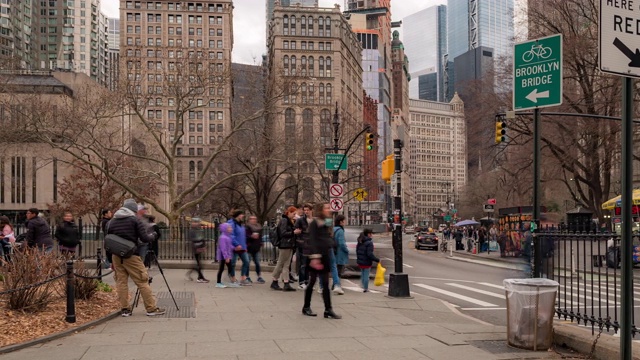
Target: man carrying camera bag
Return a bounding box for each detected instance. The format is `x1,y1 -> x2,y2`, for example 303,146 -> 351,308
106,198 -> 165,317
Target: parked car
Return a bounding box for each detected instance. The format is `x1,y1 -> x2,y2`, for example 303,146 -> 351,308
415,232 -> 439,250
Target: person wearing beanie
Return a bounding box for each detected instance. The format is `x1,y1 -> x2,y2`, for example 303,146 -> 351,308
106,198 -> 165,317
227,209 -> 250,286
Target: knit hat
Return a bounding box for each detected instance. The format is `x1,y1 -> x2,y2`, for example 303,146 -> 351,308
231,209 -> 244,218
123,199 -> 138,213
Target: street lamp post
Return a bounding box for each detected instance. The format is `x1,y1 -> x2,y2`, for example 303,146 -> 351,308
388,139 -> 411,298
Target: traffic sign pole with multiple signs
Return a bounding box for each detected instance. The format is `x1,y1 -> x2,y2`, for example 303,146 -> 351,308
513,33 -> 562,281
329,183 -> 344,212
600,2 -> 639,358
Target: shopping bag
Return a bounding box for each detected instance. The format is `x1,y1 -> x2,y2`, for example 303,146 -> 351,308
489,240 -> 499,252
374,262 -> 386,286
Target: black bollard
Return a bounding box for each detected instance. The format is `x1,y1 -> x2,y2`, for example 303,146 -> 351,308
65,260 -> 76,323
97,247 -> 103,278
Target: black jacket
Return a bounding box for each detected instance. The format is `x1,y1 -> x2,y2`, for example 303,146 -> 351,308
55,221 -> 80,247
100,217 -> 110,236
105,208 -> 156,246
356,236 -> 379,267
245,223 -> 262,253
294,215 -> 309,247
307,219 -> 335,273
277,214 -> 296,249
26,216 -> 53,248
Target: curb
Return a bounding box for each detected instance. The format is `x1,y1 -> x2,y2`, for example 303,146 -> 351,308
0,310 -> 121,355
553,323 -> 640,360
155,261 -> 276,272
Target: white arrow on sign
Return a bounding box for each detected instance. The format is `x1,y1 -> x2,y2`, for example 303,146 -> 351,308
526,89 -> 550,103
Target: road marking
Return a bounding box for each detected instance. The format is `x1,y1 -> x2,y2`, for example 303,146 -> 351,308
341,286 -> 381,294
479,282 -> 505,290
378,283 -> 423,296
460,307 -> 507,311
446,283 -> 506,299
383,257 -> 413,268
413,283 -> 498,307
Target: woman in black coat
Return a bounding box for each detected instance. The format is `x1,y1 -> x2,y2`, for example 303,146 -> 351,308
55,212 -> 80,257
302,203 -> 341,319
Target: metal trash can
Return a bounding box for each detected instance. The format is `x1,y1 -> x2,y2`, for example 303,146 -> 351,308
504,278 -> 559,351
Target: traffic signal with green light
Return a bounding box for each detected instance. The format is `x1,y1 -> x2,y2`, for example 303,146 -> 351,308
365,132 -> 375,151
495,120 -> 506,144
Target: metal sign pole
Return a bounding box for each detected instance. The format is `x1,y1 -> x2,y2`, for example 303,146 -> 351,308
621,76 -> 633,360
533,108 -> 541,278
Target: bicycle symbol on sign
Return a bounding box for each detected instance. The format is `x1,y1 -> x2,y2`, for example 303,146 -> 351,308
522,43 -> 552,63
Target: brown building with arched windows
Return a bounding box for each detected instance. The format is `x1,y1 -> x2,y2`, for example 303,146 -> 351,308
266,3 -> 364,206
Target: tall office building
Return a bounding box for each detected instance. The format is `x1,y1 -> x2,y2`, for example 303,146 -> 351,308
267,4 -> 363,204
344,0 -> 392,212
107,18 -> 120,50
409,95 -> 466,225
445,0 -> 514,99
403,5 -> 447,101
0,0 -> 110,85
106,18 -> 119,91
119,0 -> 234,192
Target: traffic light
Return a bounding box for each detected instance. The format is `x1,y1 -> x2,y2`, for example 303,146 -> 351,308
495,120 -> 506,144
381,154 -> 394,183
365,132 -> 375,151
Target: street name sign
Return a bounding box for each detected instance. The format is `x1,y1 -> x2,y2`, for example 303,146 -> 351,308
599,0 -> 640,78
325,154 -> 347,171
483,204 -> 495,213
513,34 -> 563,111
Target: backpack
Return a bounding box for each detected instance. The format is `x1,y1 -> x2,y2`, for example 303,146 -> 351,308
271,224 -> 281,247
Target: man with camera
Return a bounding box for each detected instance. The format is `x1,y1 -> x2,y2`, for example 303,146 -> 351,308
106,198 -> 165,317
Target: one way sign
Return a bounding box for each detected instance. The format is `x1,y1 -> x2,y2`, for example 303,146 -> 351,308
600,0 -> 640,78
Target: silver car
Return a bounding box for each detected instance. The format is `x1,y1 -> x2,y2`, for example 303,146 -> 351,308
343,227 -> 392,277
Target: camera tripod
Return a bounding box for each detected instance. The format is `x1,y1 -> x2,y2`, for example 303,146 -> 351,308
132,250 -> 179,313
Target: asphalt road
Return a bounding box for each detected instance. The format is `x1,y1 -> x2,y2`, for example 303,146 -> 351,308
360,233 -> 640,337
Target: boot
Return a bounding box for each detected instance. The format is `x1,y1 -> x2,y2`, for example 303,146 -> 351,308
302,307 -> 317,317
270,280 -> 282,291
283,282 -> 296,292
324,309 -> 342,319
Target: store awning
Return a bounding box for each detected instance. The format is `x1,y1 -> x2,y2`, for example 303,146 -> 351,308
601,189 -> 640,210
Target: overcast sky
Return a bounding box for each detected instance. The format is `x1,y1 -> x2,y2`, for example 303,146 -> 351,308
100,0 -> 443,64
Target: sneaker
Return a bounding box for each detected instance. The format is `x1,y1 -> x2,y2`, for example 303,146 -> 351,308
333,286 -> 345,295
363,289 -> 369,293
197,278 -> 210,283
146,307 -> 166,316
215,283 -> 226,288
227,282 -> 241,288
240,279 -> 252,286
298,283 -> 307,290
121,308 -> 132,317
246,277 -> 253,283
256,277 -> 266,284
290,273 -> 299,281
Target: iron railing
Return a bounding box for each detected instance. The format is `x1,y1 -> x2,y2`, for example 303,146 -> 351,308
536,224 -> 637,336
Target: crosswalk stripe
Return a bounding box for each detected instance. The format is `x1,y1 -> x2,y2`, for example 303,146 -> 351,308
446,283 -> 505,299
383,257 -> 413,268
413,283 -> 498,307
342,286 -> 381,294
477,282 -> 583,306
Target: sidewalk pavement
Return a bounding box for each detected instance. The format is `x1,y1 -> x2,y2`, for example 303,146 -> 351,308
0,268 -> 566,360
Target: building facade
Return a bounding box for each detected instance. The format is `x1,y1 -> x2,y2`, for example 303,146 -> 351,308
119,0 -> 234,195
0,0 -> 110,85
267,4 -> 363,205
265,0 -> 318,41
408,95 -> 466,226
403,4 -> 447,102
445,0 -> 514,99
391,30 -> 414,223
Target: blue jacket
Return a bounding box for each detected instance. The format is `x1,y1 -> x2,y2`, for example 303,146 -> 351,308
356,235 -> 379,267
227,218 -> 247,250
333,226 -> 349,265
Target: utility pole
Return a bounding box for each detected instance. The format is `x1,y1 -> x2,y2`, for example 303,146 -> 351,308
388,139 -> 411,298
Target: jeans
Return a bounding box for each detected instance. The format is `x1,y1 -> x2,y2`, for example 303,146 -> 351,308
248,251 -> 261,277
360,267 -> 371,290
138,243 -> 149,265
320,251 -> 340,289
296,244 -> 308,284
230,251 -> 250,278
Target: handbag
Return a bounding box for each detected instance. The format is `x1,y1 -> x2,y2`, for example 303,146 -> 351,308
104,234 -> 137,258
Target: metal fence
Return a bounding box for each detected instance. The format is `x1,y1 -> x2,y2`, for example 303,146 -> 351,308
536,224 -> 637,336
9,223 -> 279,265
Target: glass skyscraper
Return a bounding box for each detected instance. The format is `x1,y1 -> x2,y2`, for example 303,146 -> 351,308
403,5 -> 447,101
